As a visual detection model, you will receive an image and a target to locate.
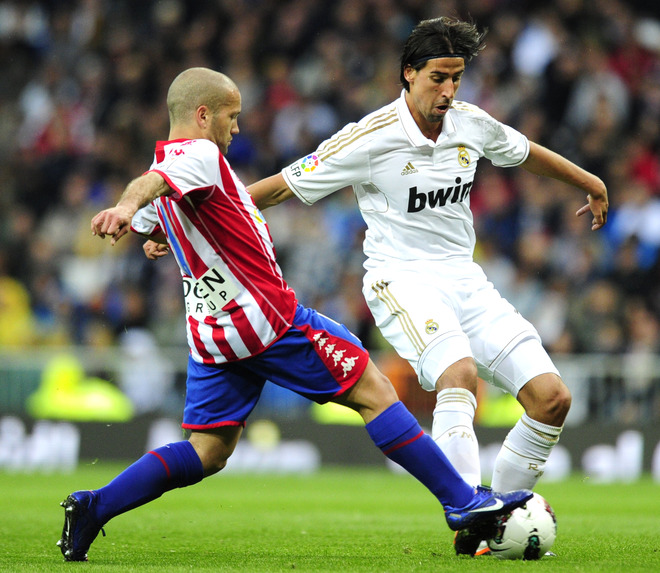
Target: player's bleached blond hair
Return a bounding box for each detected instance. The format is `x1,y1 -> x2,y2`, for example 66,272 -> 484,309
166,67 -> 238,125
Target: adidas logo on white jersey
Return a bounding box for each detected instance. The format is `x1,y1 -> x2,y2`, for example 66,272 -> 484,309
401,161 -> 418,175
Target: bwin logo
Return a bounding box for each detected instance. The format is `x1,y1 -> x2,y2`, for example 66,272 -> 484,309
407,177 -> 473,213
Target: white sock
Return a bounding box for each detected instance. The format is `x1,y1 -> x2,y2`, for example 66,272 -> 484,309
432,388 -> 481,487
491,413 -> 562,491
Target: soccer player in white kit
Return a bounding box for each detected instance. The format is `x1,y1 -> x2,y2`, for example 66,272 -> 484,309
248,17 -> 608,555
57,67 -> 534,562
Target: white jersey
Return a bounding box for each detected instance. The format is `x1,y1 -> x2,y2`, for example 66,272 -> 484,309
281,90 -> 529,272
132,138 -> 296,364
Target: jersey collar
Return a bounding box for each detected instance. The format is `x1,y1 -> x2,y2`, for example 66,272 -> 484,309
396,89 -> 457,148
155,138 -> 192,149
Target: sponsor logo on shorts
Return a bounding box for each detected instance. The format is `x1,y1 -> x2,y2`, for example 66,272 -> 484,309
341,356 -> 358,377
312,332 -> 358,378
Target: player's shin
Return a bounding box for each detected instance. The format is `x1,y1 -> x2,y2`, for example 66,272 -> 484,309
93,441 -> 204,524
432,388 -> 481,487
365,401 -> 474,508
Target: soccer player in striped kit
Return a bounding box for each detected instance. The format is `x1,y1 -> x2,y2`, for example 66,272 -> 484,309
57,67 -> 533,562
248,17 -> 609,555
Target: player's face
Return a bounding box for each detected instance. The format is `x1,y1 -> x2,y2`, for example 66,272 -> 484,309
404,57 -> 465,135
211,89 -> 241,154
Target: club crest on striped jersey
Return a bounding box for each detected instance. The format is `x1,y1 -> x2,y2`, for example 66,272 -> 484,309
301,154 -> 320,172
252,207 -> 265,224
457,145 -> 471,167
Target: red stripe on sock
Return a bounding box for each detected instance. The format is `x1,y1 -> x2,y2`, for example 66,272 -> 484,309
382,430 -> 424,456
182,420 -> 245,430
148,450 -> 171,478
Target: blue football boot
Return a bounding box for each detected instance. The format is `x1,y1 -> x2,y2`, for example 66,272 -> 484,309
444,485 -> 533,531
57,490 -> 105,561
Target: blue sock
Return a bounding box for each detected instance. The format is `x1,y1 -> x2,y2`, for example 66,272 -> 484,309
365,401 -> 473,508
93,441 -> 204,524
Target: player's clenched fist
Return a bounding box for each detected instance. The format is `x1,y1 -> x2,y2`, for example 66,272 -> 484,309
91,172 -> 171,245
143,240 -> 170,260
90,205 -> 134,245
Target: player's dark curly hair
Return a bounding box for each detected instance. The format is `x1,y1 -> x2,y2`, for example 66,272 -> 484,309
400,17 -> 488,91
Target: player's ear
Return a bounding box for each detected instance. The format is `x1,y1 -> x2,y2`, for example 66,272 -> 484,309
403,65 -> 417,85
196,105 -> 209,129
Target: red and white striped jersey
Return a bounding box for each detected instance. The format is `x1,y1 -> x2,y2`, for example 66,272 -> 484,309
131,138 -> 297,364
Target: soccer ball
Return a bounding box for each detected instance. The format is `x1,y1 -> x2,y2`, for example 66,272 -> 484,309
487,493 -> 557,560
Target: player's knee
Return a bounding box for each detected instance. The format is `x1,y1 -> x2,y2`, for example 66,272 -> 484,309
540,377 -> 571,421
338,361 -> 399,421
435,357 -> 478,393
189,429 -> 239,477
196,447 -> 231,476
520,374 -> 571,424
376,371 -> 399,404
548,382 -> 571,420
203,456 -> 229,476
360,365 -> 398,405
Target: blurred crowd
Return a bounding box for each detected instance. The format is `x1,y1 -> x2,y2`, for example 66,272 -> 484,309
1,0 -> 659,422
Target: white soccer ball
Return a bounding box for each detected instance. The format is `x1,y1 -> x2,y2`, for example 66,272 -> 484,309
487,493 -> 557,560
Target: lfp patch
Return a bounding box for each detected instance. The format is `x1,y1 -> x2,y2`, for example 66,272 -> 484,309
301,154 -> 320,172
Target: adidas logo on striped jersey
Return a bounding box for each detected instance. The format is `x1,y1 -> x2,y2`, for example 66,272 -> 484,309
401,162 -> 418,175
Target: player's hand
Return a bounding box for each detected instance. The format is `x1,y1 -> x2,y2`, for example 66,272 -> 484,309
576,185 -> 608,231
91,205 -> 134,245
143,240 -> 169,260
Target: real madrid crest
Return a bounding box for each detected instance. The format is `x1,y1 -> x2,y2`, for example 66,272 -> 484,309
457,145 -> 470,168
425,319 -> 439,335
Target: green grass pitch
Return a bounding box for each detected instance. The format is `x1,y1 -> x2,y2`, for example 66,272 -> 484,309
1,463 -> 658,572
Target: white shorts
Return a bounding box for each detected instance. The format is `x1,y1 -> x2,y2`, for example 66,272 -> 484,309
363,261 -> 559,396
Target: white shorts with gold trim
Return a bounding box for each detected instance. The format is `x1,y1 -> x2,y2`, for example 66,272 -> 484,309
363,261 -> 559,395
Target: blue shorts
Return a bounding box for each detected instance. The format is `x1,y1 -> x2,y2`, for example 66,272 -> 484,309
182,304 -> 369,430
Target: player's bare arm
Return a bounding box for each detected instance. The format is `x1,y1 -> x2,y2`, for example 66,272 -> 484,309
91,172 -> 172,245
247,173 -> 295,210
522,141 -> 608,230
